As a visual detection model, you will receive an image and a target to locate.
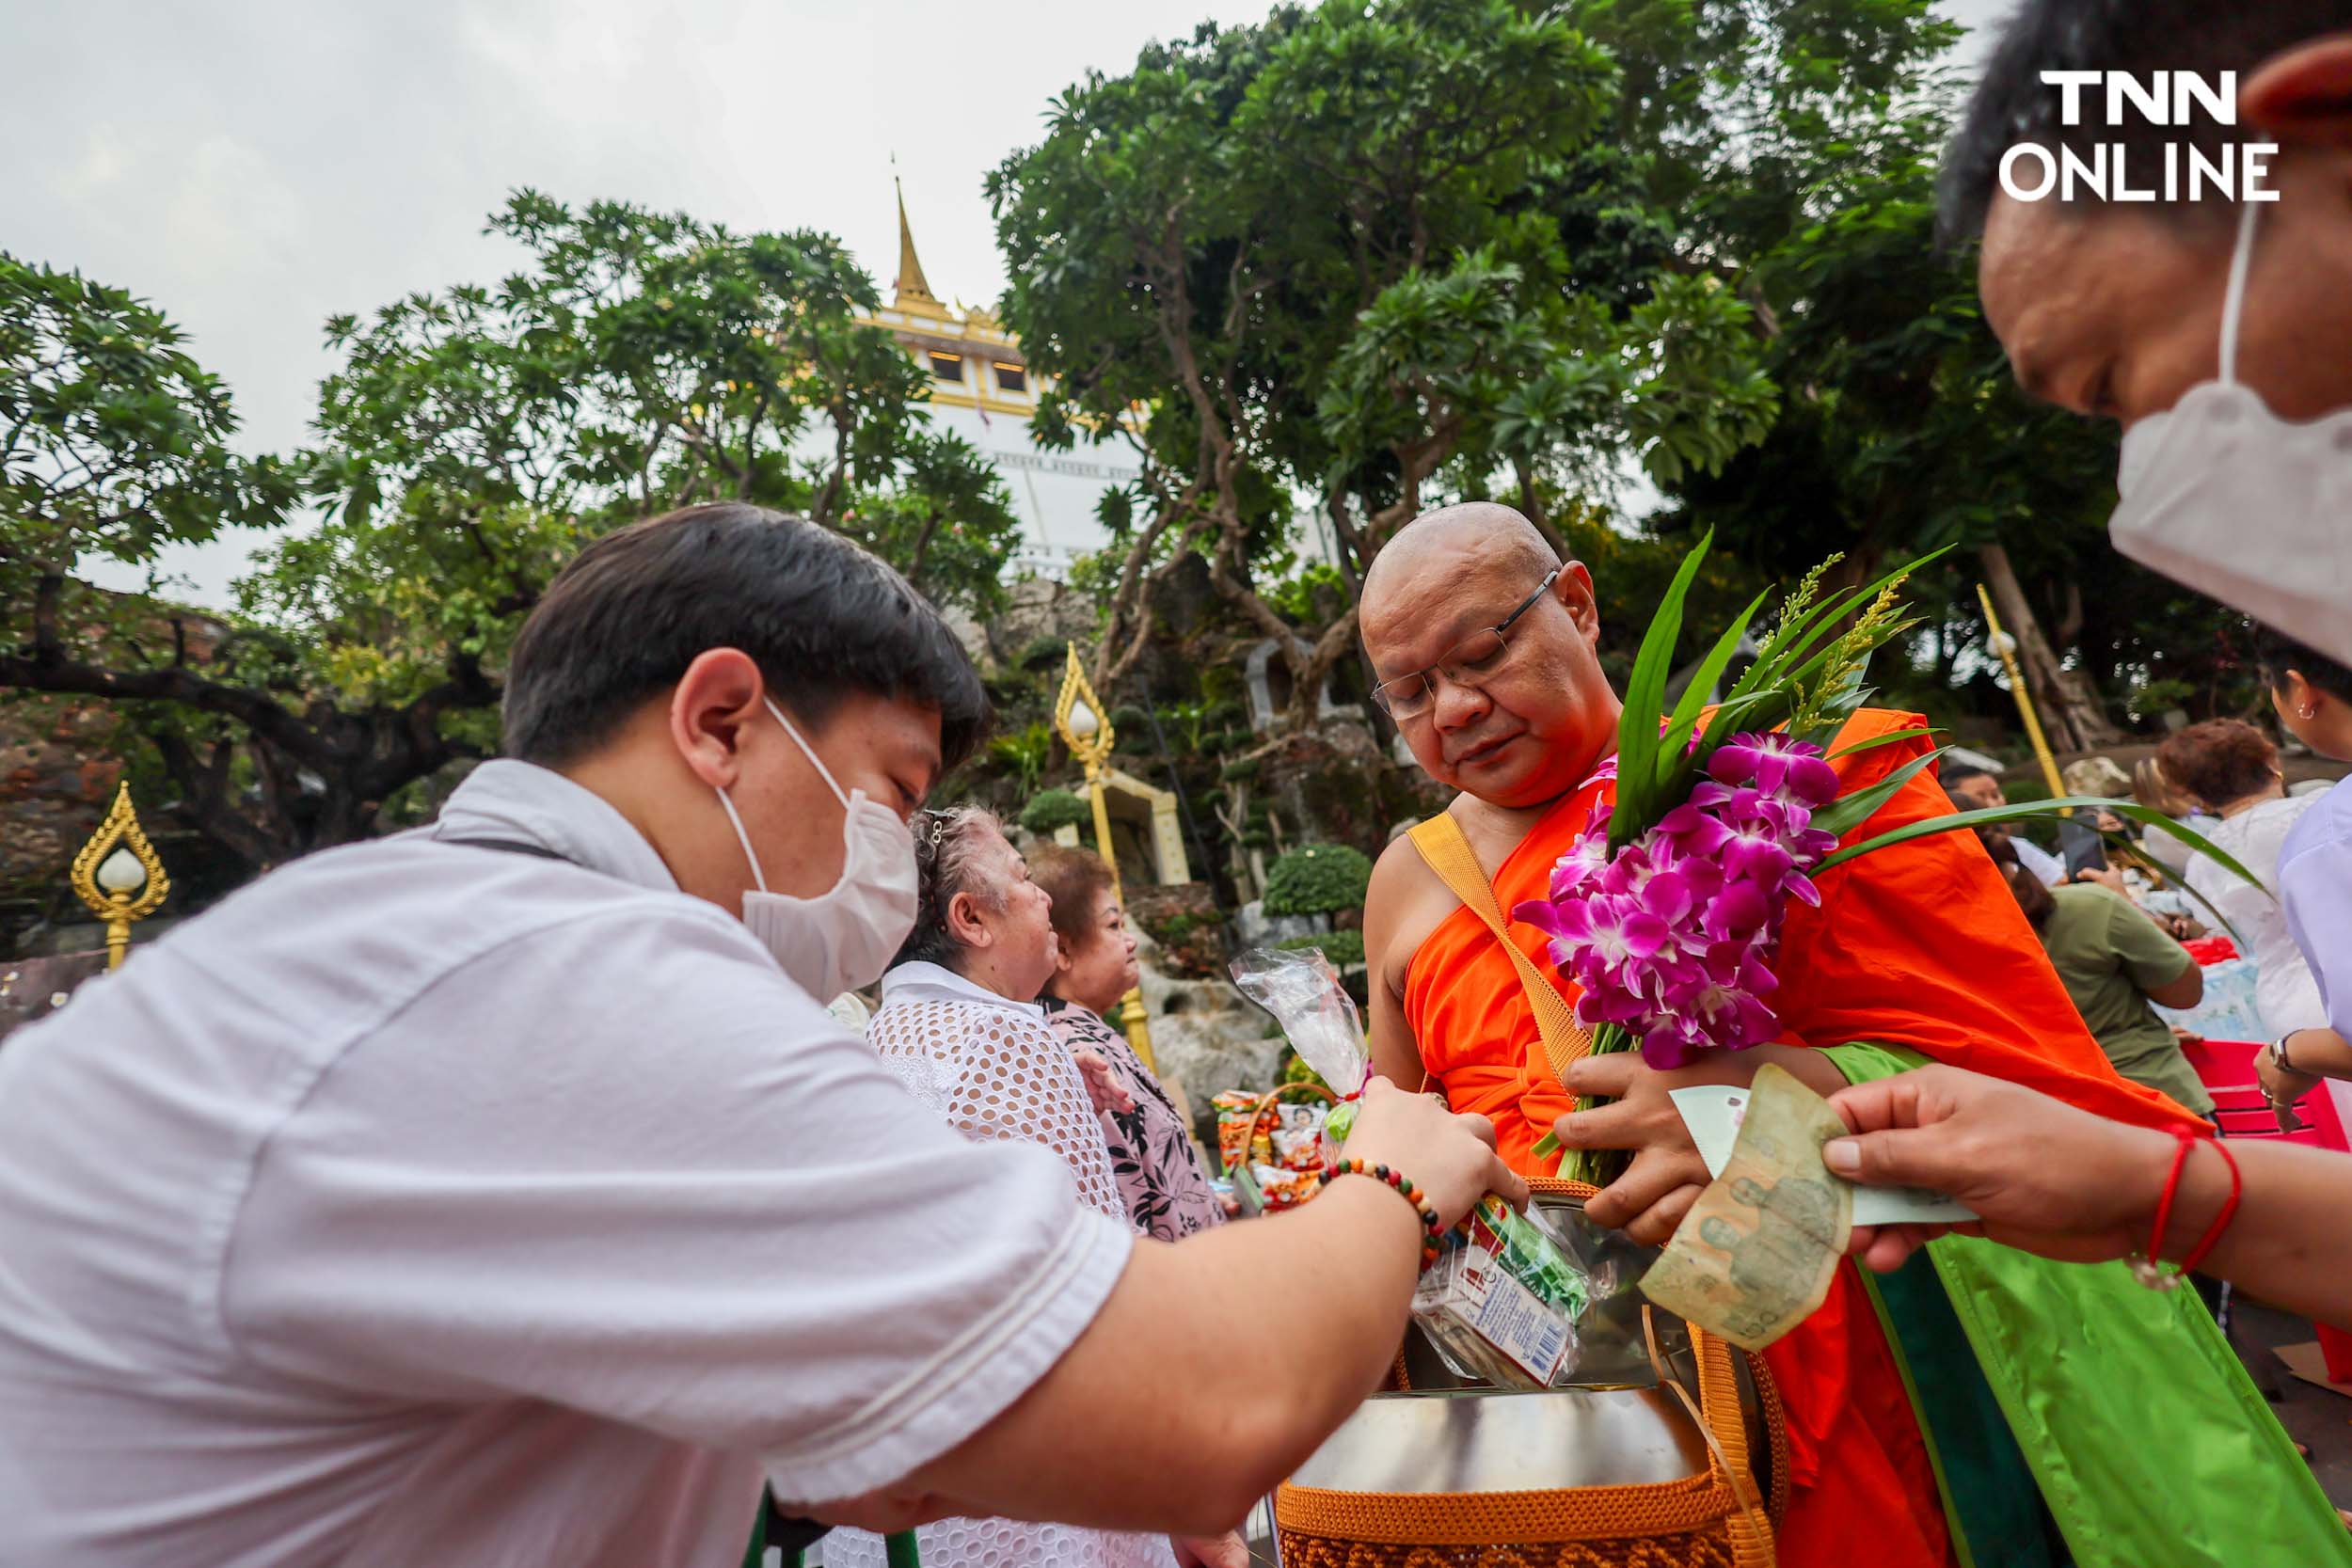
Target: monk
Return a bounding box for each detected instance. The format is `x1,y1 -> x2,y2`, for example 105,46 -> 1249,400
1359,503 -> 2348,1568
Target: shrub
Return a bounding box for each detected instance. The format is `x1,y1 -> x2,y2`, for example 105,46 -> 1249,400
1262,842 -> 1374,917
1019,787 -> 1089,835
1276,929 -> 1365,967
1016,634 -> 1071,672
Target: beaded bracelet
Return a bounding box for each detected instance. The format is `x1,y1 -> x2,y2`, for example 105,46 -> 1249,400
1329,1155 -> 1449,1270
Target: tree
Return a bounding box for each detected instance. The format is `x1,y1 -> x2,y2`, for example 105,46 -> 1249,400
3,196 -> 1023,873
1650,92 -> 2137,747
989,0 -> 1778,729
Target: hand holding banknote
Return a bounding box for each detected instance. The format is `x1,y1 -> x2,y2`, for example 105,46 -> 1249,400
1823,1065 -> 2186,1272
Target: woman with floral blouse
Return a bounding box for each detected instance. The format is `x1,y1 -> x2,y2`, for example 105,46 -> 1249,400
1029,847 -> 1226,1242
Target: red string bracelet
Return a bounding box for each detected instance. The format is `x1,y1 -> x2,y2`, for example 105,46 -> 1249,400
2179,1135 -> 2244,1277
2131,1127 -> 2242,1289
2130,1131 -> 2197,1290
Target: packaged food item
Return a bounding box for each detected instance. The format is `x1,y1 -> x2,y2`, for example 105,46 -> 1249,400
1250,1163 -> 1324,1212
1213,1089 -> 1263,1173
1411,1196 -> 1593,1392
1231,947 -> 1370,1154
1271,1101 -> 1330,1172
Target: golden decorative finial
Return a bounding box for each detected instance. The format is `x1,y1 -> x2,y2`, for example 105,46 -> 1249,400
1054,643 -> 1115,773
1052,646 -> 1156,1069
893,176 -> 940,309
69,783 -> 169,969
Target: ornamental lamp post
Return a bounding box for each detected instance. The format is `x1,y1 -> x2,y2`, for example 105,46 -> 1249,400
1054,645 -> 1158,1072
69,783 -> 170,969
1975,583 -> 2068,806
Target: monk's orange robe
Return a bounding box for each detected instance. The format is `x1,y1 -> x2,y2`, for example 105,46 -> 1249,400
1404,709 -> 2206,1568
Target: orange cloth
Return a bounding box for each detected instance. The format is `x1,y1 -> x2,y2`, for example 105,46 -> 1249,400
1401,708 -> 2206,1568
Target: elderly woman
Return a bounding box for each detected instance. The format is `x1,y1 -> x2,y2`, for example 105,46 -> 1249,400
839,809 -> 1234,1568
1027,847 -> 1225,1242
2157,721 -> 2331,1073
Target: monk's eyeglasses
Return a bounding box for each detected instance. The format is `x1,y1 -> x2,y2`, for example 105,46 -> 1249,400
1371,569 -> 1561,721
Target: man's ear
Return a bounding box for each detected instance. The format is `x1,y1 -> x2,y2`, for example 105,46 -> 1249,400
1557,561 -> 1602,643
2244,35 -> 2352,148
669,648 -> 769,792
946,889 -> 993,951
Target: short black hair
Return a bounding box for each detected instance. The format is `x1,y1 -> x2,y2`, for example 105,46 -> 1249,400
504,502 -> 990,769
2252,620 -> 2352,706
1942,763 -> 1994,791
1939,0 -> 2349,242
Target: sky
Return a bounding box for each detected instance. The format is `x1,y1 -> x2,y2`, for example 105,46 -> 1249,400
6,0 -> 2014,607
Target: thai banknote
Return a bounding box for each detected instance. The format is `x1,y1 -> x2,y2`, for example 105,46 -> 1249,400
1639,1064 -> 1851,1351
1669,1084 -> 1974,1226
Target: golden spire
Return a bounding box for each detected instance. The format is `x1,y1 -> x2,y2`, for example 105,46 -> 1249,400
893,177 -> 940,309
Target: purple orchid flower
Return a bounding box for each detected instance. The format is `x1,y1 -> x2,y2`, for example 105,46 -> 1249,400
1709,731 -> 1840,810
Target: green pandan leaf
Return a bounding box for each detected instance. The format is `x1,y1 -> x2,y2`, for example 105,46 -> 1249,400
1811,796 -> 2266,947
1657,583 -> 1776,797
1808,747 -> 1950,839
1613,530 -> 1713,847
1824,725 -> 1939,762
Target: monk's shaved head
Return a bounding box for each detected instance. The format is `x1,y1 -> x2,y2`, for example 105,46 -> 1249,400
1361,502 -> 1560,624
1359,501 -> 1619,811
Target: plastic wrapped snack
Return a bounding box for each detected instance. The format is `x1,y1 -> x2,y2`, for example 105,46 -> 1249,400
1231,946 -> 1370,1149
1213,1089 -> 1264,1173
1251,1163 -> 1324,1212
1411,1196 -> 1593,1392
1271,1101 -> 1330,1172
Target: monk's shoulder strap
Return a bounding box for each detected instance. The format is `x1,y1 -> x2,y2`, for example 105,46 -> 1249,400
1406,812 -> 1591,1089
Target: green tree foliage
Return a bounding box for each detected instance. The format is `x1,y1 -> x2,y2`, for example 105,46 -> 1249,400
1019,786 -> 1091,836
1261,841 -> 1375,917
990,0 -> 1777,724
1277,928 -> 1366,968
2,196 -> 1020,870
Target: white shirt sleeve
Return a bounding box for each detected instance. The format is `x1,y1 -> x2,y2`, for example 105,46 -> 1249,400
2013,835 -> 2068,888
218,905 -> 1132,1504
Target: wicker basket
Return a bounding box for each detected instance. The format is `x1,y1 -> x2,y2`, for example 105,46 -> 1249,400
1272,1179 -> 1786,1568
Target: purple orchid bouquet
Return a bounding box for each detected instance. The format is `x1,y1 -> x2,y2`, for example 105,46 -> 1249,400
1521,534 -> 2253,1184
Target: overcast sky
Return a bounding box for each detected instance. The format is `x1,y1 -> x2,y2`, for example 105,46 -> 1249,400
6,0 -> 2013,607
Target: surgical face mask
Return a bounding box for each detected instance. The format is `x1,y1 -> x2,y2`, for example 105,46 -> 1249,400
2110,201 -> 2352,666
714,700 -> 918,1000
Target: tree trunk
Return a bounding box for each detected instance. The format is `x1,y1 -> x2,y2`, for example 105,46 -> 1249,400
1978,542 -> 2122,754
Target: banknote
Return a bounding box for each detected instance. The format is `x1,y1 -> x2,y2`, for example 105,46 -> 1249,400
1668,1085 -> 1976,1226
1640,1064 -> 1852,1351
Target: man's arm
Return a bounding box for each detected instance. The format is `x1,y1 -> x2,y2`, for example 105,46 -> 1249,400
889,1081 -> 1523,1532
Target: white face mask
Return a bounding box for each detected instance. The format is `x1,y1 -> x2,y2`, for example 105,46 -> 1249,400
2110,200 -> 2352,666
714,700 -> 919,1000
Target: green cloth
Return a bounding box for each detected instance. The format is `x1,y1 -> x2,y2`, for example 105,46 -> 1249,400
1867,1253 -> 2062,1568
2034,885 -> 2214,1115
1820,1041 -> 2348,1568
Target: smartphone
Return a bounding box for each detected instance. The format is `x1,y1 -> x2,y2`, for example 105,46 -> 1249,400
2058,819 -> 2106,880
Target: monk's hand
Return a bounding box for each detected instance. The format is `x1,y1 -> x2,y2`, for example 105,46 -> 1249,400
1553,1053 -> 1728,1244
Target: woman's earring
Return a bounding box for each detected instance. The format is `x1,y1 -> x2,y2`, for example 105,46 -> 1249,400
2301,705 -> 2320,721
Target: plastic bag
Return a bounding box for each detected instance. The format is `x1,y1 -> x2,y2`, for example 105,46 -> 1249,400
1232,945 -> 1369,1145
1411,1196 -> 1594,1391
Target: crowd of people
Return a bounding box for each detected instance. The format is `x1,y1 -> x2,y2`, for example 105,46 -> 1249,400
2,1 -> 2351,1566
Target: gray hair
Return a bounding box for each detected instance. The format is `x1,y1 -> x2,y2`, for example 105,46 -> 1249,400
892,806 -> 1009,972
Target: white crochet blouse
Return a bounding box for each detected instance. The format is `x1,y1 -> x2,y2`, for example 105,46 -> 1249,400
826,962 -> 1174,1568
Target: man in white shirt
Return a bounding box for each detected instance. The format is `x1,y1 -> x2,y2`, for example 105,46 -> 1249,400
0,503 -> 1519,1567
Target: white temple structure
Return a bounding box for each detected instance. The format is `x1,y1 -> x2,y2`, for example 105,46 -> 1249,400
854,187 -> 1340,579
855,187 -> 1140,578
